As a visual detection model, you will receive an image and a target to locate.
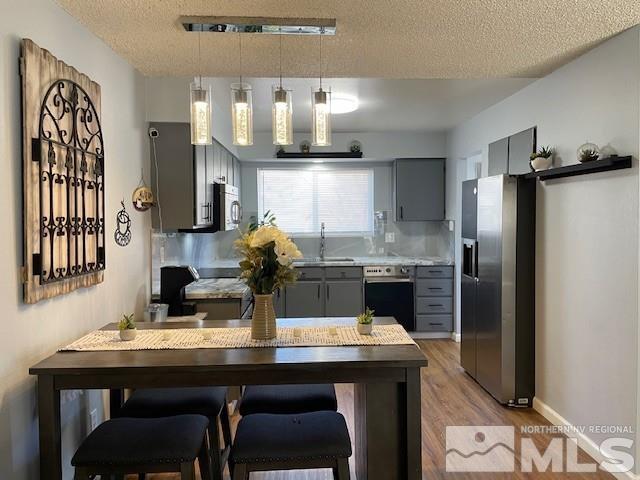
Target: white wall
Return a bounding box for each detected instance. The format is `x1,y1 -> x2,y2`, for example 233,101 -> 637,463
0,1 -> 150,478
446,27 -> 640,459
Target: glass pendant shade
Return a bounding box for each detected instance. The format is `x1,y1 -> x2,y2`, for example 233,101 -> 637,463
312,87 -> 331,146
231,83 -> 253,146
190,83 -> 212,145
272,86 -> 293,145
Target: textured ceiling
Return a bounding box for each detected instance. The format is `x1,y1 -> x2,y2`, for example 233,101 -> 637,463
56,1 -> 640,78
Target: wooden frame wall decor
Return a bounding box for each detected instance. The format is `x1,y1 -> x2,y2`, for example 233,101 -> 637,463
21,39 -> 106,304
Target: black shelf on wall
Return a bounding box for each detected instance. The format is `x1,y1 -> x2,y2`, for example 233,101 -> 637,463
525,155 -> 632,181
276,151 -> 363,159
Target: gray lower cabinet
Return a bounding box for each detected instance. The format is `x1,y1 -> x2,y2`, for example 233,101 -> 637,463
285,281 -> 324,317
325,280 -> 363,317
394,158 -> 445,221
415,266 -> 454,332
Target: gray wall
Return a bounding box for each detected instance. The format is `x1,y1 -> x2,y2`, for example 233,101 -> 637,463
0,1 -> 151,478
446,26 -> 640,463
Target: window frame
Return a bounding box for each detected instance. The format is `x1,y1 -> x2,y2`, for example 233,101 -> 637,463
257,165 -> 375,237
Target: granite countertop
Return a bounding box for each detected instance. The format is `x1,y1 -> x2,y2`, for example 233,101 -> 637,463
184,278 -> 250,300
199,256 -> 453,269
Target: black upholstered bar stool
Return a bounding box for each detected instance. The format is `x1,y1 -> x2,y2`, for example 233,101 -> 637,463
231,411 -> 352,480
118,387 -> 232,480
72,414 -> 210,480
239,384 -> 338,416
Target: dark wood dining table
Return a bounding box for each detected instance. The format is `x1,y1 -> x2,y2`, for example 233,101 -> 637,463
29,316 -> 427,480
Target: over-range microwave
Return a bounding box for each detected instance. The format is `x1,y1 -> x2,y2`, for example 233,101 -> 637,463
213,183 -> 242,231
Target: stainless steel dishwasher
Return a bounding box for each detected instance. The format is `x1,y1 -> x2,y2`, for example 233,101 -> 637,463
363,265 -> 415,332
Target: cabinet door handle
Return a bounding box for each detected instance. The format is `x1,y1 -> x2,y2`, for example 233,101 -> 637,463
428,287 -> 443,291
317,284 -> 321,298
201,204 -> 209,221
400,206 -> 404,219
428,304 -> 442,307
327,284 -> 330,300
429,322 -> 443,326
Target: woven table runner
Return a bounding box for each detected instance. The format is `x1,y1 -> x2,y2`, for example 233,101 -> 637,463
60,324 -> 415,352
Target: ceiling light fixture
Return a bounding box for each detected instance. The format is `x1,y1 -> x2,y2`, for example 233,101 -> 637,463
182,16 -> 336,36
331,95 -> 359,114
311,28 -> 331,146
231,33 -> 253,146
189,26 -> 212,145
272,29 -> 293,146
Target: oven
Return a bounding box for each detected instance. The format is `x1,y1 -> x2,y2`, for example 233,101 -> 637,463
363,265 -> 415,332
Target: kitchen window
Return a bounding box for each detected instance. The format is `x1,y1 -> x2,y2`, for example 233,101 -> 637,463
257,167 -> 374,235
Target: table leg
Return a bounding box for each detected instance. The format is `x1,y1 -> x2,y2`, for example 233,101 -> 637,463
37,375 -> 62,480
354,369 -> 422,480
110,388 -> 124,418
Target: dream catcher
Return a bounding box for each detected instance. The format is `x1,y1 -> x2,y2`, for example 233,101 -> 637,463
114,200 -> 132,247
132,169 -> 154,212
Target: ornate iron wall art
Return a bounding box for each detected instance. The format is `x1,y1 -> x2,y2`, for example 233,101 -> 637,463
35,79 -> 106,282
21,39 -> 106,303
114,201 -> 132,246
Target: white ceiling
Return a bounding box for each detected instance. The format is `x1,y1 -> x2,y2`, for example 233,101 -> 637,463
212,77 -> 535,132
56,0 -> 640,78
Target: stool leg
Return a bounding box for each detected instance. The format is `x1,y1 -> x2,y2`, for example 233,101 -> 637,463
232,463 -> 248,480
198,437 -> 212,480
333,458 -> 350,480
207,421 -> 223,479
180,461 -> 196,480
220,401 -> 233,448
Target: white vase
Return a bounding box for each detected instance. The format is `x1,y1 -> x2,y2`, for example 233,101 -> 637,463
530,155 -> 553,171
357,323 -> 373,335
119,329 -> 137,341
251,294 -> 277,340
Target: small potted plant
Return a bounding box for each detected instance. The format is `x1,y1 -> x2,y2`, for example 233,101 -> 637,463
118,313 -> 137,341
529,146 -> 554,171
356,307 -> 375,335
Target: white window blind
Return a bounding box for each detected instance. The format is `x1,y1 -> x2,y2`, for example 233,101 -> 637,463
258,168 -> 374,234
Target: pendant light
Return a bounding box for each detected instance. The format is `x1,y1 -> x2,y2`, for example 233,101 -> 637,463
190,27 -> 212,145
312,29 -> 331,146
272,29 -> 293,145
231,33 -> 253,146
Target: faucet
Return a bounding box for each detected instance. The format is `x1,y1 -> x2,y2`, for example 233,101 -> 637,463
319,222 -> 326,260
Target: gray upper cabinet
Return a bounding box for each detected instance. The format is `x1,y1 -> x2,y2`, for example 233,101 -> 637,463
488,137 -> 509,176
508,127 -> 536,175
149,122 -> 241,231
488,127 -> 536,176
149,122 -> 203,230
325,280 -> 363,317
394,158 -> 445,221
285,281 -> 324,317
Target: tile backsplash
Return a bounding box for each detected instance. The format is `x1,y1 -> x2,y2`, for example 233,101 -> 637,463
152,214 -> 453,282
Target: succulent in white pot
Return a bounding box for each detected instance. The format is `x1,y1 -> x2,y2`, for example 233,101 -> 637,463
118,313 -> 137,341
356,307 -> 375,335
529,146 -> 554,171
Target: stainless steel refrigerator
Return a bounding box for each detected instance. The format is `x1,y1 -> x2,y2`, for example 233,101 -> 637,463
460,174 -> 536,407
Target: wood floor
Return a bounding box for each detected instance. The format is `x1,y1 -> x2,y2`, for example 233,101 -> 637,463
138,340 -> 614,479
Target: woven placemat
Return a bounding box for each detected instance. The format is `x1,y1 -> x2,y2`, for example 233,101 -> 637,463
60,324 -> 415,352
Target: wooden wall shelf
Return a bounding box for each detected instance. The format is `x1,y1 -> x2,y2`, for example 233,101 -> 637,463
276,151 -> 363,159
525,155 -> 632,181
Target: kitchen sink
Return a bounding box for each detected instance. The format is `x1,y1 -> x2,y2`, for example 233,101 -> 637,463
293,257 -> 355,263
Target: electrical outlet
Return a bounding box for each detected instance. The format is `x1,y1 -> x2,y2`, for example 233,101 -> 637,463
89,409 -> 99,431
385,232 -> 395,243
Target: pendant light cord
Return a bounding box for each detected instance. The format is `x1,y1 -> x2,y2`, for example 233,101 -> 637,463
319,29 -> 323,89
238,32 -> 243,85
279,27 -> 283,88
198,27 -> 203,88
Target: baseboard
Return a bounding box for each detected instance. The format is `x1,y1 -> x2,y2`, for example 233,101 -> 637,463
410,332 -> 452,340
532,397 -> 638,480
451,332 -> 461,342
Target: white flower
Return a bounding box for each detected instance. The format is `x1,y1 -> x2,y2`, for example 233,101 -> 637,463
274,238 -> 302,265
249,226 -> 286,248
